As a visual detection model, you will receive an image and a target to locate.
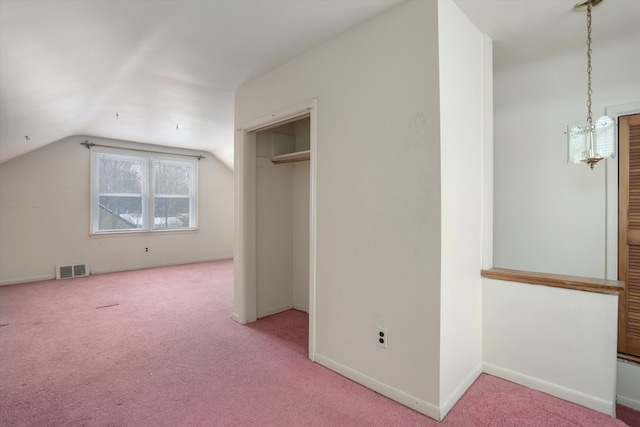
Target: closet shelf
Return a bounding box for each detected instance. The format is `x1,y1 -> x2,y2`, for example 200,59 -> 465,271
271,150 -> 310,164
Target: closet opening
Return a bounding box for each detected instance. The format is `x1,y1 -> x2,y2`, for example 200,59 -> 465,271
234,99 -> 317,360
254,117 -> 311,319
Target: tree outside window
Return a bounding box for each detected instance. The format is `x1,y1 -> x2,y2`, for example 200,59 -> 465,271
92,150 -> 197,233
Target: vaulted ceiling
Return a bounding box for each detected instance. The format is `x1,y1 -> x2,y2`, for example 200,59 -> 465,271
1,0 -> 638,168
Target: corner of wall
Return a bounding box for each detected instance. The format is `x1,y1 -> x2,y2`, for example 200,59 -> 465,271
439,363 -> 483,419
617,359 -> 640,411
483,362 -> 615,416
314,353 -> 442,421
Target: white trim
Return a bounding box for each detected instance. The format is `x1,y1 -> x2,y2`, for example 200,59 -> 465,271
617,395 -> 640,411
481,34 -> 494,270
89,147 -> 96,236
0,257 -> 231,287
256,305 -> 310,317
235,98 -> 318,361
439,364 -> 483,419
606,101 -> 640,119
242,100 -> 314,133
308,99 -> 318,361
483,362 -> 615,416
89,228 -> 200,238
233,128 -> 257,324
90,258 -> 226,275
91,149 -> 198,234
0,274 -> 55,286
314,353 -> 442,421
605,101 -> 640,280
292,303 -> 309,313
616,358 -> 640,412
257,304 -> 294,319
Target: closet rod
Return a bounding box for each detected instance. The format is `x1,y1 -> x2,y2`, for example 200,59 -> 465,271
80,140 -> 205,160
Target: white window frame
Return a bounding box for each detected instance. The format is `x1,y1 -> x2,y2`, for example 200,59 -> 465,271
91,148 -> 198,234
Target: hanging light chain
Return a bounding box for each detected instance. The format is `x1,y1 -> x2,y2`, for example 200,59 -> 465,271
586,2 -> 593,124
567,0 -> 615,170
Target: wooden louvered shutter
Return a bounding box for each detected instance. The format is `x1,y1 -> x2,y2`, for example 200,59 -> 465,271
619,113 -> 640,358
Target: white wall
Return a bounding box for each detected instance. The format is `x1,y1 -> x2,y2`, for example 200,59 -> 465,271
239,0 -> 629,419
236,0 -> 444,417
0,135 -> 234,285
437,0 -> 485,417
617,359 -> 640,411
492,17 -> 640,411
483,278 -> 619,415
255,157 -> 294,317
493,34 -> 640,278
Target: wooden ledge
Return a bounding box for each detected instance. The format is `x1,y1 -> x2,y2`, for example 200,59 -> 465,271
618,353 -> 640,364
481,268 -> 624,295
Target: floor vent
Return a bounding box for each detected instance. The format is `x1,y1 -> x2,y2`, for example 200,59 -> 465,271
56,263 -> 89,280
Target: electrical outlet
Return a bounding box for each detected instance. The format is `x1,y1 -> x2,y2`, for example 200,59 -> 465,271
377,327 -> 388,348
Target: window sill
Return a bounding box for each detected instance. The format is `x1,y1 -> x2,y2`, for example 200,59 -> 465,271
618,353 -> 640,364
90,228 -> 199,238
481,268 -> 623,295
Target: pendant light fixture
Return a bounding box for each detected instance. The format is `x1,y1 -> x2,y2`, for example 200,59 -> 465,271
567,0 -> 615,169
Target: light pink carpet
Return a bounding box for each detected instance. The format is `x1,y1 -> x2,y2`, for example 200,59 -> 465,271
0,260 -> 636,426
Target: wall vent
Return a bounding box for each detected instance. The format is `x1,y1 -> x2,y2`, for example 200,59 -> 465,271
56,263 -> 89,280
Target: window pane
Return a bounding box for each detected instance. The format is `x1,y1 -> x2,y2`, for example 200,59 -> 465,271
92,150 -> 196,234
98,196 -> 143,230
99,157 -> 143,194
155,162 -> 191,196
153,197 -> 190,229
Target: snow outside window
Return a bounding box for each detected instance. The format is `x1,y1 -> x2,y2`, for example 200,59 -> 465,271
92,150 -> 197,233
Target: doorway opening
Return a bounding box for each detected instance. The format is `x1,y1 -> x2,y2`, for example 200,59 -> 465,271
254,117 -> 311,318
234,99 -> 317,360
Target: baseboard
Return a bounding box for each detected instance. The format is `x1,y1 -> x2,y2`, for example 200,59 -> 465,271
257,304 -> 294,319
0,258 -> 233,287
91,257 -> 231,275
617,358 -> 640,411
617,395 -> 640,411
0,274 -> 55,286
314,353 -> 441,421
293,303 -> 309,313
483,363 -> 615,416
440,363 -> 483,420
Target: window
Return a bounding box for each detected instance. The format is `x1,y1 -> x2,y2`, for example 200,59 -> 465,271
92,150 -> 197,233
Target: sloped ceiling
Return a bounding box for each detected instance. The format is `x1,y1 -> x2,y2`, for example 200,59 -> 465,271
1,0 -> 638,168
0,0 -> 402,167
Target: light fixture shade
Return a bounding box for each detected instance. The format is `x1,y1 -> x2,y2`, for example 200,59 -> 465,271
567,115 -> 616,166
